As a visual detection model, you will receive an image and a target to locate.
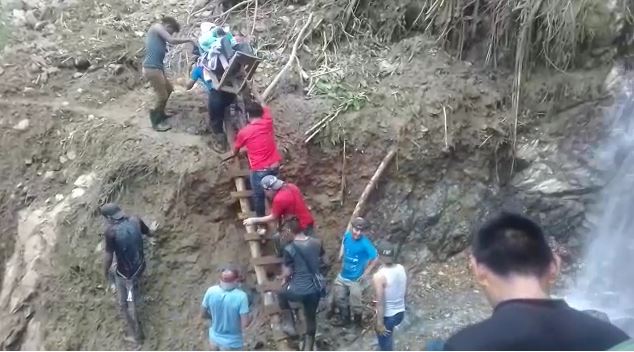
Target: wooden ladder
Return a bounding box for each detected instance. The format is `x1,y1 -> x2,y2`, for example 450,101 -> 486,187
224,103 -> 292,350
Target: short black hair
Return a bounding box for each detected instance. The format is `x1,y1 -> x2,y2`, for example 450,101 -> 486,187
162,16 -> 180,32
245,101 -> 264,118
472,212 -> 553,277
283,217 -> 302,235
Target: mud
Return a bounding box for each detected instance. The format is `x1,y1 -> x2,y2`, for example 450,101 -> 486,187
0,0 -> 631,349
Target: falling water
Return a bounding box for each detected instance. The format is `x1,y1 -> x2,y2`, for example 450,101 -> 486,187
568,68 -> 634,334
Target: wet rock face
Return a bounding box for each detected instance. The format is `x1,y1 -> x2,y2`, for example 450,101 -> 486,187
368,130 -> 603,260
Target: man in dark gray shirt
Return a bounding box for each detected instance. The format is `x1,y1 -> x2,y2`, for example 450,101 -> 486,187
278,217 -> 326,351
142,16 -> 194,132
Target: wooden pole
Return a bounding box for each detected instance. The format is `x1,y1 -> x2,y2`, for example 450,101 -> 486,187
346,147 -> 397,231
261,13 -> 313,101
225,108 -> 291,350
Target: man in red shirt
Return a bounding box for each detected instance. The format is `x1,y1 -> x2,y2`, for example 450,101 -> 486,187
243,175 -> 316,237
224,99 -> 282,233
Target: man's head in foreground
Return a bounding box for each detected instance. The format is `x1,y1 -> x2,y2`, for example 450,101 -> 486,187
470,212 -> 560,306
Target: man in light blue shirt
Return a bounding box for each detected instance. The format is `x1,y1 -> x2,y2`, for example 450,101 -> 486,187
201,267 -> 251,350
331,217 -> 379,327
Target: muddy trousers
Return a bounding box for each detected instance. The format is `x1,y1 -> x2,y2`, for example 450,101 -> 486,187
207,90 -> 236,134
333,276 -> 364,315
143,68 -> 173,114
115,270 -> 143,342
279,290 -> 320,348
250,166 -> 279,217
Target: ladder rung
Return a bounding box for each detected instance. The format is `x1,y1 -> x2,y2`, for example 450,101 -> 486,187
231,190 -> 253,199
263,304 -> 282,316
252,256 -> 283,266
229,168 -> 250,178
244,232 -> 272,242
238,211 -> 256,219
257,280 -> 282,293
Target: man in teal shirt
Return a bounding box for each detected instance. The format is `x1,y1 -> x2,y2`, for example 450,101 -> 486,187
331,217 -> 379,326
201,267 -> 251,350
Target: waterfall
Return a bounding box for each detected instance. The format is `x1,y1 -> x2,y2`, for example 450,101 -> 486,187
568,68 -> 634,334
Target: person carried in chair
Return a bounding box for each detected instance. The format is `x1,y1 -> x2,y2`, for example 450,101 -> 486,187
101,203 -> 155,348
190,23 -> 257,151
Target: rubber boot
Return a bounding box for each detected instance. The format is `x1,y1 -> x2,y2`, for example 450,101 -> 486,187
150,110 -> 171,132
280,309 -> 298,337
302,334 -> 315,351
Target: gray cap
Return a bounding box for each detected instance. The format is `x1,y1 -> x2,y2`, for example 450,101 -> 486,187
351,217 -> 370,231
100,203 -> 125,220
261,175 -> 284,191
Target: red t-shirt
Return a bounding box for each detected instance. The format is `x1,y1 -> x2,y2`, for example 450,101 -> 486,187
271,183 -> 314,230
234,106 -> 282,170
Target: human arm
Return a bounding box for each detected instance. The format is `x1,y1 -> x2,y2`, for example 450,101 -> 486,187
154,25 -> 195,45
239,292 -> 252,332
243,214 -> 275,226
103,230 -> 115,281
279,247 -> 294,282
338,232 -> 348,261
137,217 -> 153,237
361,240 -> 379,280
373,272 -> 388,335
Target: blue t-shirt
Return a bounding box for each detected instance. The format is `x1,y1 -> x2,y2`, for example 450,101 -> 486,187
201,285 -> 249,349
340,231 -> 378,281
191,66 -> 214,92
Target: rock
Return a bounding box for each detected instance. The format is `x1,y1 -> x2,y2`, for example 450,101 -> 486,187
70,188 -> 85,198
201,10 -> 212,18
72,72 -> 84,79
254,22 -> 267,33
1,0 -> 23,11
34,21 -> 47,31
73,173 -> 96,188
24,10 -> 38,28
11,9 -> 26,26
22,0 -> 42,10
55,194 -> 65,202
59,155 -> 67,164
61,101 -> 69,107
66,150 -> 76,160
12,119 -> 30,131
24,158 -> 33,166
76,88 -> 83,94
74,58 -> 91,72
111,64 -> 124,75
43,171 -> 55,179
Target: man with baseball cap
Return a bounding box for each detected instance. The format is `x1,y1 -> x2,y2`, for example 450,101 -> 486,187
331,217 -> 379,326
201,266 -> 252,350
101,203 -> 154,347
242,175 -> 315,237
373,244 -> 407,350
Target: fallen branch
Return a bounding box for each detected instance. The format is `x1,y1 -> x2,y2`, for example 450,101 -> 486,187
262,13 -> 314,101
346,147 -> 397,231
303,105 -> 344,143
442,105 -> 449,150
250,0 -> 258,36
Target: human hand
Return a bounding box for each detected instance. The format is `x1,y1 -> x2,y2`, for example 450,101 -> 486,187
375,321 -> 390,336
243,218 -> 256,226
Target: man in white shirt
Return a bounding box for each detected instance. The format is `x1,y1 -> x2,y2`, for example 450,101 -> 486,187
373,245 -> 407,351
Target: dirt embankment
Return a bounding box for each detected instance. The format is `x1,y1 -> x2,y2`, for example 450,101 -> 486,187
0,0 -> 631,350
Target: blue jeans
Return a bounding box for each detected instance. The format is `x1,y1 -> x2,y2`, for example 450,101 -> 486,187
377,311 -> 404,351
250,167 -> 279,216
